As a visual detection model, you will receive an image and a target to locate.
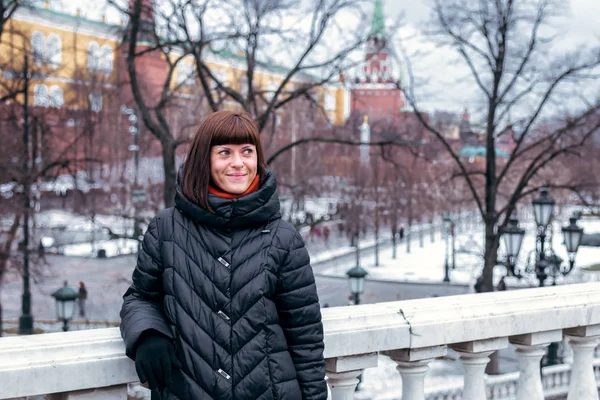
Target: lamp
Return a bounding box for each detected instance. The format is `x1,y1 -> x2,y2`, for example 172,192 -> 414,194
532,188 -> 555,229
561,216 -> 584,273
346,266 -> 368,304
51,281 -> 79,331
501,218 -> 525,259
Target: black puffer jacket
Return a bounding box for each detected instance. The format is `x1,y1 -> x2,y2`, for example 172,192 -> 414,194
120,169 -> 327,400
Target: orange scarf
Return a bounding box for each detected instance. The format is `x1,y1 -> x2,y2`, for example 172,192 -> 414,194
208,174 -> 260,199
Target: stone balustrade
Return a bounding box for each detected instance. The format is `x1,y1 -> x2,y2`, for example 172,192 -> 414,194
3,282 -> 600,399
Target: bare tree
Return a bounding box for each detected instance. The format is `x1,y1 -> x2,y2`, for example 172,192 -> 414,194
0,0 -> 22,41
111,0 -> 377,207
0,28 -> 108,334
398,0 -> 600,293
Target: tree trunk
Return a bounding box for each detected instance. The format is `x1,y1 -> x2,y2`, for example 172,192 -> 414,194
162,141 -> 177,208
391,228 -> 397,259
0,214 -> 22,337
374,225 -> 379,266
483,221 -> 501,375
482,221 -> 498,293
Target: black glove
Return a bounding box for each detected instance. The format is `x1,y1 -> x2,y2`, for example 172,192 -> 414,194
135,332 -> 181,391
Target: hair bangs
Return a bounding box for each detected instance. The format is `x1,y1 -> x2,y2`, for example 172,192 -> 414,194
209,114 -> 259,147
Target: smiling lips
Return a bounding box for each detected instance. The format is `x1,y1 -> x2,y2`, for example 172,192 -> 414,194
227,173 -> 247,180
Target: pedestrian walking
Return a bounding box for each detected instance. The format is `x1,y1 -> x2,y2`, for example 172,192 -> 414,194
323,226 -> 330,244
399,225 -> 405,242
474,275 -> 484,293
120,111 -> 327,400
78,281 -> 88,318
496,276 -> 507,291
38,240 -> 48,264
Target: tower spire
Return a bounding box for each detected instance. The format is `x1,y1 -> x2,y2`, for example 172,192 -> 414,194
369,0 -> 386,38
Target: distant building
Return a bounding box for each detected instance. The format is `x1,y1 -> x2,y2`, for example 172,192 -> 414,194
0,0 -> 350,173
348,0 -> 405,120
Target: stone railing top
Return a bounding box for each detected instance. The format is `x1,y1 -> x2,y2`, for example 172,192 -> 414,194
322,282 -> 600,357
0,328 -> 137,399
3,282 -> 600,398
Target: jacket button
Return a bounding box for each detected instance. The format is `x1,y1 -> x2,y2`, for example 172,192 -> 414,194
217,310 -> 230,321
217,368 -> 231,380
217,257 -> 230,268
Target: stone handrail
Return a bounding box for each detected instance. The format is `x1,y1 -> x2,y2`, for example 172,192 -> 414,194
3,283 -> 600,399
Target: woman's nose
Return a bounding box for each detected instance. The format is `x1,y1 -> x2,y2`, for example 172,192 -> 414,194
230,152 -> 243,166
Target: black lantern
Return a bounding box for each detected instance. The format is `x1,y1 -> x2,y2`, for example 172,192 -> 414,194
502,218 -> 525,259
346,266 -> 368,305
51,281 -> 79,331
532,188 -> 555,229
562,217 -> 584,255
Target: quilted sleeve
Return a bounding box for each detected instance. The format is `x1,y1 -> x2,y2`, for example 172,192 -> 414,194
275,231 -> 327,400
120,216 -> 173,359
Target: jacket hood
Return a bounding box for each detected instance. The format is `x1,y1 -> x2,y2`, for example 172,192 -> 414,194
174,164 -> 281,229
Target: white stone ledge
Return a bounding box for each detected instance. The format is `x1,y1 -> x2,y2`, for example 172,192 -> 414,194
0,329 -> 137,399
3,283 -> 600,398
323,282 -> 600,356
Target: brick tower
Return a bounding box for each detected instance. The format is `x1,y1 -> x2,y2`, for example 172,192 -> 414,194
349,0 -> 405,119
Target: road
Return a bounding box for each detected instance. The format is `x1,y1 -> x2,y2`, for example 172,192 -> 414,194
0,241 -> 468,323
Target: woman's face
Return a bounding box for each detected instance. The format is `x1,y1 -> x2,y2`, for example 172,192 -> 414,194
210,143 -> 258,194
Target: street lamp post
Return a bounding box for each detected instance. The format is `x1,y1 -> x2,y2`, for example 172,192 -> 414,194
451,221 -> 456,270
120,105 -> 142,244
346,266 -> 368,305
19,53 -> 34,335
51,281 -> 79,332
346,265 -> 368,391
500,189 -> 584,366
443,213 -> 452,282
532,188 -> 555,286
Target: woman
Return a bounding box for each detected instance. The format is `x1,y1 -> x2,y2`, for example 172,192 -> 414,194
120,111 -> 327,400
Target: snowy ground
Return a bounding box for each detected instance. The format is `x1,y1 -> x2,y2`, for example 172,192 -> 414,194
318,217 -> 600,289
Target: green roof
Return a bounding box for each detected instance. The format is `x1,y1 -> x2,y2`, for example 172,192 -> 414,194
208,47 -> 319,82
459,145 -> 510,159
26,4 -> 121,30
369,0 -> 386,38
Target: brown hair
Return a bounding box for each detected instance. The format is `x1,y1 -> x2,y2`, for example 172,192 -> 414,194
181,110 -> 267,210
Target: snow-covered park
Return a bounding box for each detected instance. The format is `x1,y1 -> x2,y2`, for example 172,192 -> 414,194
318,213 -> 600,289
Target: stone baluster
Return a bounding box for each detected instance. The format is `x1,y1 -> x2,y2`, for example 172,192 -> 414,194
510,330 -> 563,400
564,324 -> 600,400
451,337 -> 508,400
562,337 -> 573,364
383,345 -> 447,400
326,353 -> 378,400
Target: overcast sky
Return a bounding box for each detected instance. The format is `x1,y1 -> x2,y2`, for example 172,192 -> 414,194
47,0 -> 600,116
384,0 -> 600,32
379,0 -> 600,115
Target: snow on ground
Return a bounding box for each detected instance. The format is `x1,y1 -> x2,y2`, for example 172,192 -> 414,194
36,210 -> 137,235
60,239 -> 139,258
318,217 -> 600,288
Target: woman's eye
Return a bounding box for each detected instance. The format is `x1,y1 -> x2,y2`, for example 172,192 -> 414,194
219,150 -> 229,156
243,149 -> 253,154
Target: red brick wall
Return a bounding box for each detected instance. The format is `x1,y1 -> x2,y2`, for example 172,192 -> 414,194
350,88 -> 405,117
